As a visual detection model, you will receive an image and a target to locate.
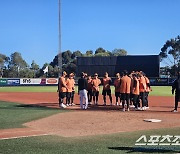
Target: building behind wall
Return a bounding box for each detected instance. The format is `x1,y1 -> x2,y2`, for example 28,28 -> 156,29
77,55 -> 160,77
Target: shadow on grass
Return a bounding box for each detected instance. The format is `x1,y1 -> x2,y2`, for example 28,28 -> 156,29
108,146 -> 180,153
15,104 -> 63,111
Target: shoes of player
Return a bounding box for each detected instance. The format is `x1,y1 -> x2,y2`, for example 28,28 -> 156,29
146,106 -> 149,109
141,107 -> 146,111
122,108 -> 125,112
119,102 -> 122,106
130,105 -> 135,108
84,106 -> 88,110
72,103 -> 76,106
116,102 -> 118,106
60,103 -> 67,108
127,108 -> 130,112
171,109 -> 178,112
66,104 -> 69,107
88,102 -> 92,105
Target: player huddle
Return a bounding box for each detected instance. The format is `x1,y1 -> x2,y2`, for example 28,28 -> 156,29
58,70 -> 151,111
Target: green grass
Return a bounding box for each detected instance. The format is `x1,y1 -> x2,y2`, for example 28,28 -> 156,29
0,86 -> 57,92
0,89 -> 178,153
150,86 -> 172,96
0,101 -> 68,129
0,86 -> 173,97
0,127 -> 180,154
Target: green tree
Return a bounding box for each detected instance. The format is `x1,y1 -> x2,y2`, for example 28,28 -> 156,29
0,53 -> 9,77
62,50 -> 72,64
94,52 -> 110,57
71,50 -> 83,59
95,47 -> 106,54
31,60 -> 40,78
8,52 -> 28,77
159,35 -> 180,76
85,50 -> 93,56
112,48 -> 127,56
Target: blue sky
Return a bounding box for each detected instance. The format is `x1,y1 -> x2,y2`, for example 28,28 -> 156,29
0,0 -> 180,67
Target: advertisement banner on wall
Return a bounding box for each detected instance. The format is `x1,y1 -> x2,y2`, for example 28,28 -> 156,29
46,78 -> 58,85
0,78 -> 7,85
20,78 -> 42,85
7,79 -> 20,85
40,78 -> 46,85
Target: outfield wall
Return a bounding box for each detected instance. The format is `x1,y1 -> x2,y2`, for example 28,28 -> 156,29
0,77 -> 176,86
77,55 -> 160,77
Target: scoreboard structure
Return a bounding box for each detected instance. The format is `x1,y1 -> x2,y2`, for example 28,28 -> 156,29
77,55 -> 160,77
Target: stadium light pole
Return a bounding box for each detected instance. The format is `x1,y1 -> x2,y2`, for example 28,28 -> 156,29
58,0 -> 62,76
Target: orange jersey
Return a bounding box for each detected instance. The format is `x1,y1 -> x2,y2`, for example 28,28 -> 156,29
114,78 -> 121,92
71,78 -> 75,91
130,77 -> 134,93
66,78 -> 75,92
87,79 -> 93,90
139,76 -> 146,92
58,76 -> 67,92
102,77 -> 111,90
144,76 -> 150,92
92,78 -> 101,92
132,78 -> 140,95
120,75 -> 131,94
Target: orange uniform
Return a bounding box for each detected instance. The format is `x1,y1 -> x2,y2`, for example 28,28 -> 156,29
102,77 -> 111,90
87,79 -> 93,90
58,76 -> 67,92
71,78 -> 75,91
114,78 -> 121,92
132,78 -> 140,95
130,77 -> 134,93
120,75 -> 131,94
92,78 -> 101,92
66,78 -> 75,92
139,76 -> 146,92
144,76 -> 150,92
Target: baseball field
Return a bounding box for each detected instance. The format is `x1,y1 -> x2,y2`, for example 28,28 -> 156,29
0,86 -> 180,154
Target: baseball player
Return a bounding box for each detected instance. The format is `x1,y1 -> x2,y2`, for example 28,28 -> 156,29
114,73 -> 121,106
120,70 -> 131,111
132,73 -> 140,110
58,71 -> 67,108
102,72 -> 112,106
70,73 -> 76,106
172,72 -> 180,112
66,73 -> 75,106
139,72 -> 147,111
87,75 -> 93,105
91,73 -> 101,105
144,73 -> 151,109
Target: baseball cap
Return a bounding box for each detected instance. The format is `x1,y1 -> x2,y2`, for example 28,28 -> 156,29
94,73 -> 98,76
